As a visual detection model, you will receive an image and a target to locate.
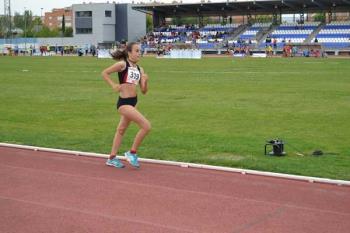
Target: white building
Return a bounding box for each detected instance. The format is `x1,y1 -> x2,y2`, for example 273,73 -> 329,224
72,2 -> 146,47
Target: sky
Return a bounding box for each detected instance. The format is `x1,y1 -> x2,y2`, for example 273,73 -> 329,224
1,0 -> 126,16
1,0 -> 222,16
1,0 -> 296,20
1,0 -> 267,16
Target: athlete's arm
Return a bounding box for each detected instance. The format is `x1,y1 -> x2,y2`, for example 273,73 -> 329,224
139,67 -> 148,94
101,61 -> 126,92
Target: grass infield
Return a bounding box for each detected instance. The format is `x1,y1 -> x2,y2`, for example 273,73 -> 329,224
0,56 -> 349,180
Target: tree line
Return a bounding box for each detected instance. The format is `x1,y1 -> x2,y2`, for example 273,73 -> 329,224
0,10 -> 73,38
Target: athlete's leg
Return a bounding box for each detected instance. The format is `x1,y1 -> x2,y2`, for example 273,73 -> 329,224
109,115 -> 131,159
118,105 -> 151,152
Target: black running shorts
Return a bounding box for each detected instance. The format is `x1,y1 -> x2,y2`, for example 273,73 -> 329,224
117,96 -> 138,109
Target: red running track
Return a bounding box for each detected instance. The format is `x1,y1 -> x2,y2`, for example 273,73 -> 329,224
0,146 -> 349,233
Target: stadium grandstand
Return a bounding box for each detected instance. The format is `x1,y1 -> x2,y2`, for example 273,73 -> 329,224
313,21 -> 350,48
1,0 -> 350,57
133,0 -> 350,56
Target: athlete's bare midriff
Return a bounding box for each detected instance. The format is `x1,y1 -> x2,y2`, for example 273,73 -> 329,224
119,83 -> 137,98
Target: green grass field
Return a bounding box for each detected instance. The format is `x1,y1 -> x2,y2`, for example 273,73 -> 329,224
1,56 -> 349,180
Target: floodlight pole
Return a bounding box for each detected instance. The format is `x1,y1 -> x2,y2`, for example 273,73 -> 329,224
24,7 -> 27,55
4,0 -> 12,44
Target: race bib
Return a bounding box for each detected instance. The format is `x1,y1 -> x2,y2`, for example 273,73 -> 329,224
126,67 -> 141,85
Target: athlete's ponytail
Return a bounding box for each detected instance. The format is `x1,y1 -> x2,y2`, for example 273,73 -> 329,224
110,42 -> 138,61
110,49 -> 127,60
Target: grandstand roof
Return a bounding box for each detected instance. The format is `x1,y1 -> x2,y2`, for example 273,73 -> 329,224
132,0 -> 350,17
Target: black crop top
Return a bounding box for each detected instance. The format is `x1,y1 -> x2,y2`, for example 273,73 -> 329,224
118,60 -> 141,85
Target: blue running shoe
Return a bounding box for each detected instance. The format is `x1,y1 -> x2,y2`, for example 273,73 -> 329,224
124,151 -> 140,168
106,157 -> 125,168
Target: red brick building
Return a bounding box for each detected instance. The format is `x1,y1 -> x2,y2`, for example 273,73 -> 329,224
43,7 -> 73,29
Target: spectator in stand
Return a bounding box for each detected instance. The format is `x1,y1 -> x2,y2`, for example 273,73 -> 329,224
266,35 -> 271,44
284,45 -> 289,57
78,48 -> 84,56
314,49 -> 320,58
267,45 -> 273,57
120,40 -> 127,49
14,45 -> 19,56
224,40 -> 229,48
91,45 -> 96,57
273,38 -> 277,49
29,45 -> 33,56
292,46 -> 298,57
282,45 -> 287,57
